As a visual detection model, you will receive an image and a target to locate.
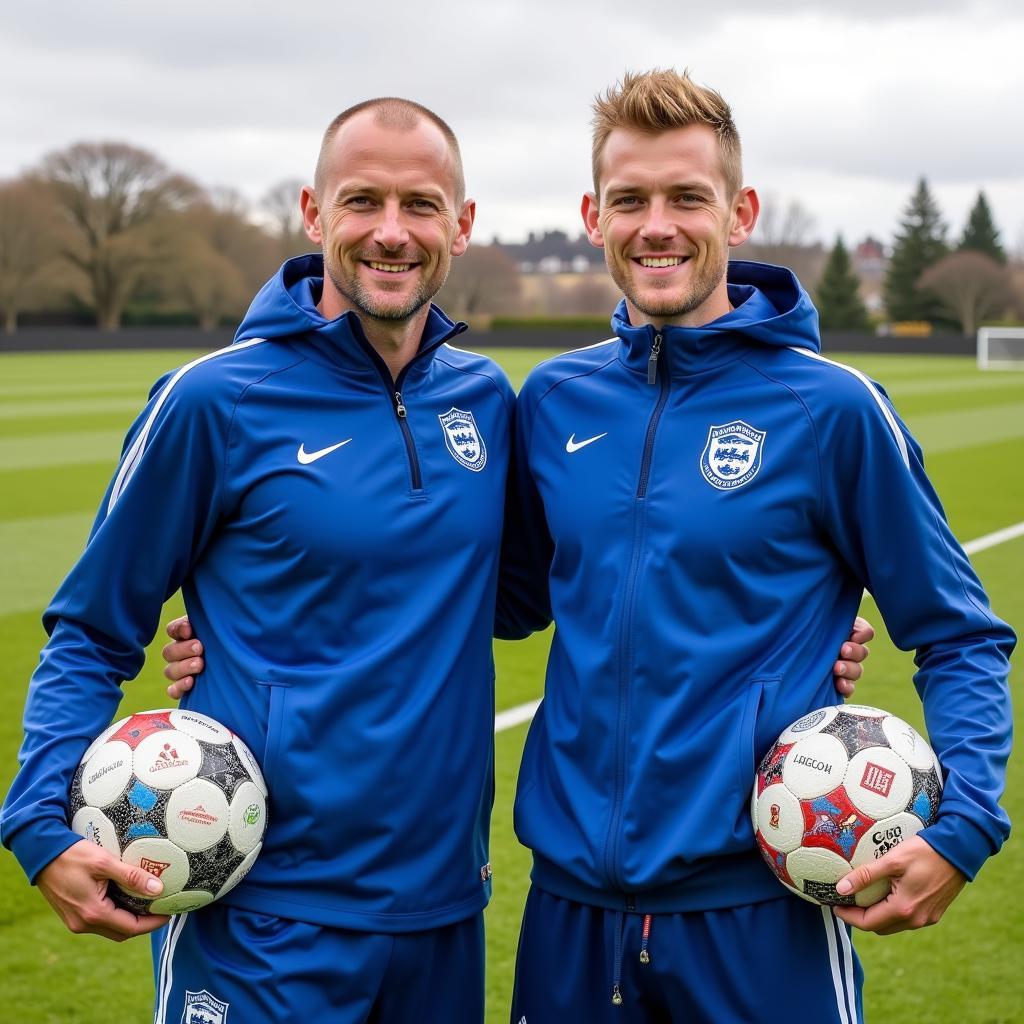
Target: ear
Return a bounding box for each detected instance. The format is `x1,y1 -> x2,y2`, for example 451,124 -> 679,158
581,191 -> 604,248
300,186 -> 323,245
728,186 -> 759,248
450,198 -> 476,257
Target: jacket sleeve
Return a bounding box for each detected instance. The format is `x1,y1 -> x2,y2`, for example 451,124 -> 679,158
815,379 -> 1015,881
0,367 -> 232,882
494,384 -> 554,640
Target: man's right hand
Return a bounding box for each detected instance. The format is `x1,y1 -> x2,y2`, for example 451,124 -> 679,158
36,840 -> 170,941
162,616 -> 203,700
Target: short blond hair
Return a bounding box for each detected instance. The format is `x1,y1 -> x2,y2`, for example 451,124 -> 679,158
591,69 -> 742,197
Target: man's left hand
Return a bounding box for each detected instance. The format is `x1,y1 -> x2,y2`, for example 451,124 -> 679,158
832,836 -> 966,934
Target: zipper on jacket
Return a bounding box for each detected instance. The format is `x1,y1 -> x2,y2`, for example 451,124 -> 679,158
647,332 -> 662,385
347,314 -> 468,494
390,386 -> 422,490
637,334 -> 669,498
604,333 -> 671,889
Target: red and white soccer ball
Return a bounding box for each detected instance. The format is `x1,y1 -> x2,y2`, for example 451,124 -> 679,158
751,704 -> 943,907
69,709 -> 268,915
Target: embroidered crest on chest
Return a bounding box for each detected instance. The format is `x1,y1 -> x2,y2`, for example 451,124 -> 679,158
699,420 -> 766,491
438,407 -> 487,472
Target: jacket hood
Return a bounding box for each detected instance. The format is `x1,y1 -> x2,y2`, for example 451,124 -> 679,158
613,260 -> 821,377
234,253 -> 465,376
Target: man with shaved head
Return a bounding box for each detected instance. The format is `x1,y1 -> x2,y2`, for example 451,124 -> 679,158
3,97 -> 510,1024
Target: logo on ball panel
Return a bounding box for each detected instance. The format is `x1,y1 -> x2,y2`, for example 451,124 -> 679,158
699,420 -> 765,491
182,989 -> 229,1024
438,407 -> 487,472
860,761 -> 896,798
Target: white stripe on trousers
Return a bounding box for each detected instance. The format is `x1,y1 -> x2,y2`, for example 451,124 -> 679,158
820,905 -> 858,1023
154,911 -> 190,1024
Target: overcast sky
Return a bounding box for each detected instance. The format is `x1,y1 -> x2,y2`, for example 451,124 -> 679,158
2,1 -> 1021,254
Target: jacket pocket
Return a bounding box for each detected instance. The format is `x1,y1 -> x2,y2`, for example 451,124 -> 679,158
736,674 -> 783,798
254,679 -> 290,785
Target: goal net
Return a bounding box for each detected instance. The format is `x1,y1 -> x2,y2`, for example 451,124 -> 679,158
977,327 -> 1024,370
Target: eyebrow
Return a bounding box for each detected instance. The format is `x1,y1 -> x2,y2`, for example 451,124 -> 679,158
604,180 -> 717,198
332,181 -> 450,205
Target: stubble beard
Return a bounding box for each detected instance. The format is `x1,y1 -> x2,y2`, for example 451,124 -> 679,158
324,252 -> 451,324
610,245 -> 728,322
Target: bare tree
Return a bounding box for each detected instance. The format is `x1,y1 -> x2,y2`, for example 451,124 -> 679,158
739,193 -> 824,287
38,142 -> 202,328
167,201 -> 279,328
754,194 -> 818,250
261,179 -> 309,259
0,178 -> 62,332
919,251 -> 1014,336
437,245 -> 521,317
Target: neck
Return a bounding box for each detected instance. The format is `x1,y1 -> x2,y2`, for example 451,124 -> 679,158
319,281 -> 431,382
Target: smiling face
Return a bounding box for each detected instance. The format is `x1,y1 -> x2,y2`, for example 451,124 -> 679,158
583,123 -> 758,328
301,110 -> 474,324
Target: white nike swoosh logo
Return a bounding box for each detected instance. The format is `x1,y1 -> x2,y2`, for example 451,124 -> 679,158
297,439 -> 352,464
565,432 -> 608,453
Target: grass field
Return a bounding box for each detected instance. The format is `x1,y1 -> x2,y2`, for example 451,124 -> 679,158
0,347 -> 1021,1023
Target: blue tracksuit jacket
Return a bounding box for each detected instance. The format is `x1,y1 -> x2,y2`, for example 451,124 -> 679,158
2,254 -> 514,931
500,261 -> 1014,913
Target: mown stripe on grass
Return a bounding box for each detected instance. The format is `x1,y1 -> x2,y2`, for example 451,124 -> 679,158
0,381 -> 153,401
0,430 -> 125,472
0,462 -> 113,522
0,512 -> 92,616
911,400 -> 1024,455
0,397 -> 145,420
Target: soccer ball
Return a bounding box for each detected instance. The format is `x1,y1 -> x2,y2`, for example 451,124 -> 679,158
69,708 -> 267,915
751,704 -> 943,907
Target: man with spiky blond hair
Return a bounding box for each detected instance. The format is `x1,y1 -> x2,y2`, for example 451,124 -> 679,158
505,69 -> 1013,1023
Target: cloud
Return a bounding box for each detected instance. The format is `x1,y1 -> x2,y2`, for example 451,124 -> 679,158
1,2 -> 1021,247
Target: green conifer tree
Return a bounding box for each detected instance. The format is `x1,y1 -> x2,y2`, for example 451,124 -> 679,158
884,178 -> 948,323
959,190 -> 1006,264
817,236 -> 869,330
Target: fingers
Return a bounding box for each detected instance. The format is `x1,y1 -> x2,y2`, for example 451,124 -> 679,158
111,859 -> 165,899
832,672 -> 856,697
37,841 -> 170,942
68,898 -> 170,941
164,616 -> 194,641
849,616 -> 875,644
834,895 -> 920,935
833,658 -> 862,682
166,677 -> 194,700
161,638 -> 202,668
841,641 -> 870,665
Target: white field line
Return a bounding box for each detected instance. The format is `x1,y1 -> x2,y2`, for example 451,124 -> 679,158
493,519 -> 1024,735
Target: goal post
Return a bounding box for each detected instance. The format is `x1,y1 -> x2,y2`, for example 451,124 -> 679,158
977,327 -> 1024,370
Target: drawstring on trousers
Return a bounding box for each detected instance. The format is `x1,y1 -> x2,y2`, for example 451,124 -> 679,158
611,912 -> 655,1005
611,911 -> 624,1005
640,914 -> 652,964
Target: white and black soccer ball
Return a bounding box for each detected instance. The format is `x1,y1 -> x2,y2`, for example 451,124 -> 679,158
68,709 -> 267,915
751,704 -> 943,907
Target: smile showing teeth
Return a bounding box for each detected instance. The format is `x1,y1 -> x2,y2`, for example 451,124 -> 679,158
368,261 -> 412,273
638,256 -> 685,268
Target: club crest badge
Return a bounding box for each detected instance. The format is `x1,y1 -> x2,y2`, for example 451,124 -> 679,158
700,420 -> 766,491
182,989 -> 229,1024
439,407 -> 487,472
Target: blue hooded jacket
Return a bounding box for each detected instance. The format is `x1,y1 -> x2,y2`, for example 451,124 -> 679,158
501,261 -> 1014,912
3,254 -> 515,931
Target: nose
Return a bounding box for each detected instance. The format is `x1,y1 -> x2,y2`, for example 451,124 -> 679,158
640,197 -> 676,244
374,200 -> 410,251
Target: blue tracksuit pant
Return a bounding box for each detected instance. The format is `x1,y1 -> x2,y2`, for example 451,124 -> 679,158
511,887 -> 863,1024
152,905 -> 485,1023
